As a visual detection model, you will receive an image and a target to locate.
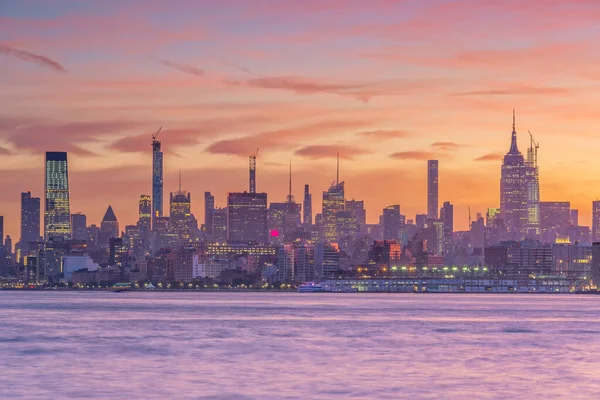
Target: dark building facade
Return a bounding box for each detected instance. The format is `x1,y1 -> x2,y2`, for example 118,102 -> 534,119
21,191 -> 41,243
227,192 -> 268,244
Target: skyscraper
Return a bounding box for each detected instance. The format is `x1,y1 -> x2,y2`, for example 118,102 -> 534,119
170,175 -> 193,244
44,152 -> 71,240
322,155 -> 345,243
382,205 -> 401,241
204,192 -> 215,235
500,111 -> 528,240
21,191 -> 40,243
101,206 -> 119,240
71,213 -> 87,241
152,127 -> 164,228
593,201 -> 600,242
303,185 -> 312,225
138,195 -> 152,232
440,201 -> 454,255
524,132 -> 540,238
227,192 -> 268,244
427,160 -> 439,219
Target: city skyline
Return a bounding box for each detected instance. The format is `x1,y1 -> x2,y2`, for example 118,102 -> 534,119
3,1 -> 600,238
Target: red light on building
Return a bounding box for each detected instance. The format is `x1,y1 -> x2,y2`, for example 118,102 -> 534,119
270,229 -> 279,237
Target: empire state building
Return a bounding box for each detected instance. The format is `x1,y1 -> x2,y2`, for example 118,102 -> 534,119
500,110 -> 528,240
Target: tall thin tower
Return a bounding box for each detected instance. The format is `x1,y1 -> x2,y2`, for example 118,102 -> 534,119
303,185 -> 312,225
427,160 -> 439,219
249,149 -> 258,194
152,127 -> 164,228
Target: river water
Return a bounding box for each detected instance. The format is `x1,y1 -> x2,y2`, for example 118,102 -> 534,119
1,292 -> 599,399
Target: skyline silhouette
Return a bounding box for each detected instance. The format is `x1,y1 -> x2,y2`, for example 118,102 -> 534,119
2,0 -> 600,238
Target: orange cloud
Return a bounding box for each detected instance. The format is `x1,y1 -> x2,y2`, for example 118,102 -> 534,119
390,151 -> 442,161
431,142 -> 464,151
474,153 -> 503,162
356,130 -> 410,140
206,119 -> 373,157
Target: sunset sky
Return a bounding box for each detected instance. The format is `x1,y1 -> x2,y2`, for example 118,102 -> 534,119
2,0 -> 600,239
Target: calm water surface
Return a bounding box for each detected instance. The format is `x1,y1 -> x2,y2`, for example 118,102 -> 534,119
1,292 -> 599,399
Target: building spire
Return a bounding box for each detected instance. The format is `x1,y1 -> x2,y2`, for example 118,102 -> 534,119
512,107 -> 516,132
286,159 -> 294,203
336,152 -> 340,185
178,168 -> 182,192
508,108 -> 520,154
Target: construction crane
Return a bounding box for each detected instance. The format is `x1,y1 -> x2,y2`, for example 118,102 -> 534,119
152,126 -> 163,142
528,130 -> 539,167
468,206 -> 472,229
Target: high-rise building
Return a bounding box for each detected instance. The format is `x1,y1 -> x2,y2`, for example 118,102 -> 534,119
540,202 -> 570,243
295,243 -> 315,283
427,160 -> 439,219
101,206 -> 119,240
303,185 -> 312,225
170,180 -> 192,244
212,207 -> 227,242
440,201 -> 454,255
382,205 -> 401,241
71,213 -> 87,241
21,191 -> 40,243
227,192 -> 268,244
500,111 -> 528,240
0,216 -> 3,251
346,199 -> 366,227
524,132 -> 540,238
570,209 -> 579,226
138,195 -> 151,232
152,128 -> 164,228
322,155 -> 345,243
322,182 -> 345,243
593,201 -> 600,242
204,192 -> 215,235
44,152 -> 71,240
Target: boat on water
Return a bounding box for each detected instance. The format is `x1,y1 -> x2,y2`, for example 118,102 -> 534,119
110,283 -> 131,293
297,282 -> 324,293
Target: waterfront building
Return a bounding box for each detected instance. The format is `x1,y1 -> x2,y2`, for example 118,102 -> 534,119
315,242 -> 341,278
227,192 -> 268,244
427,160 -> 439,219
44,152 -> 71,240
295,243 -> 315,283
551,243 -> 592,279
277,244 -> 295,282
63,255 -> 99,282
485,240 -> 552,277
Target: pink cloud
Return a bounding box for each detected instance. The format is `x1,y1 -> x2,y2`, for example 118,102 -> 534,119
0,43 -> 67,72
294,144 -> 370,160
